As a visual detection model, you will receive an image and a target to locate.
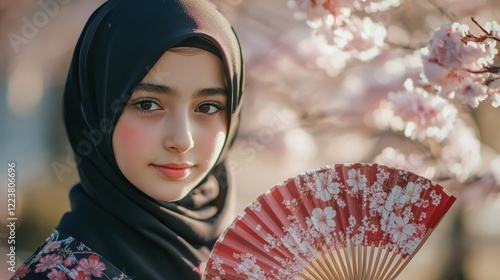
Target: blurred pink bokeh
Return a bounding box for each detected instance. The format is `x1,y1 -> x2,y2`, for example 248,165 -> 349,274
1,1 -> 500,279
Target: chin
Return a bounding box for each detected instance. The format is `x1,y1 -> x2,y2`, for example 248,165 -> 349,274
166,194 -> 190,202
147,180 -> 201,202
159,189 -> 193,202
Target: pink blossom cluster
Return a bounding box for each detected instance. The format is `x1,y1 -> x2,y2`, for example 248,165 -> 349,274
281,2 -> 500,194
374,147 -> 436,180
422,21 -> 500,108
287,0 -> 351,23
329,16 -> 387,61
297,34 -> 349,76
354,0 -> 403,13
388,79 -> 458,141
288,0 -> 392,61
440,121 -> 482,183
288,0 -> 402,19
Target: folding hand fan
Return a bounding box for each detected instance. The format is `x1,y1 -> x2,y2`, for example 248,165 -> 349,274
202,163 -> 456,280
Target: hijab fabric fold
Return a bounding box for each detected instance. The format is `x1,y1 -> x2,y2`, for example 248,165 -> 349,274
57,0 -> 244,278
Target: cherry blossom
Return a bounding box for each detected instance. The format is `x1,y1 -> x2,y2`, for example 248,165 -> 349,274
374,147 -> 435,179
484,20 -> 500,36
330,16 -> 387,61
388,214 -> 415,243
208,257 -> 225,277
47,269 -> 67,280
346,168 -> 368,192
440,121 -> 482,182
313,171 -> 341,201
68,269 -> 90,280
429,190 -> 443,206
297,34 -> 349,77
354,0 -> 403,12
307,207 -> 337,234
282,232 -> 311,256
369,189 -> 388,212
42,241 -> 62,254
399,182 -> 422,204
490,90 -> 500,108
422,21 -> 498,107
425,22 -> 489,70
388,79 -> 458,141
455,79 -> 489,107
288,0 -> 403,23
404,237 -> 422,254
351,233 -> 364,246
235,256 -> 264,278
63,256 -> 76,267
34,254 -> 63,273
289,0 -> 388,61
380,210 -> 391,232
12,264 -> 31,278
288,0 -> 338,25
76,255 -> 106,277
248,200 -> 262,212
384,185 -> 402,212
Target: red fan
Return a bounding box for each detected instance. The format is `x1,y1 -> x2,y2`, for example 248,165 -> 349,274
203,163 -> 456,280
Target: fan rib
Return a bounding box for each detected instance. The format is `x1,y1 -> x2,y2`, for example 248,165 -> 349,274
301,259 -> 328,280
372,244 -> 391,280
366,244 -> 379,279
351,245 -> 359,279
384,255 -> 404,280
325,249 -> 343,280
378,247 -> 399,279
388,228 -> 435,279
360,245 -> 367,279
313,252 -> 338,280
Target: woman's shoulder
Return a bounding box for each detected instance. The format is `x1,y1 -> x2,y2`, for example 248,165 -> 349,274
11,229 -> 132,280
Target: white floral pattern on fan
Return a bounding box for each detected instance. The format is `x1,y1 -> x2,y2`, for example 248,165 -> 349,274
204,163 -> 456,280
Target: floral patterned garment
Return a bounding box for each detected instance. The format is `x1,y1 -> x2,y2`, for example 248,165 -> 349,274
11,229 -> 132,280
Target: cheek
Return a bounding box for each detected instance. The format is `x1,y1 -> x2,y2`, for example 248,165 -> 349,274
214,131 -> 226,151
113,119 -> 151,159
202,130 -> 227,160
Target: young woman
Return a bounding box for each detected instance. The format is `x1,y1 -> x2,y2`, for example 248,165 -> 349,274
11,0 -> 244,279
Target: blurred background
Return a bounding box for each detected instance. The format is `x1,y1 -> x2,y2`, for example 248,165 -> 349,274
1,0 -> 500,279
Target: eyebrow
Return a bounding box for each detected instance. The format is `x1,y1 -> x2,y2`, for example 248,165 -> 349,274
134,82 -> 227,97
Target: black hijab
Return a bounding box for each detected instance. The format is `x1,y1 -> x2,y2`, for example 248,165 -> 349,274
57,0 -> 244,279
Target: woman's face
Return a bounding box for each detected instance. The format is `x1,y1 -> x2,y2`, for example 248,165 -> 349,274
113,48 -> 228,202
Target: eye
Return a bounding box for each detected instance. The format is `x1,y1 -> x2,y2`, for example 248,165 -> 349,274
129,98 -> 162,113
196,102 -> 226,115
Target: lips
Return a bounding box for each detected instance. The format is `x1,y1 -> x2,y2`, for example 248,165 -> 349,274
151,163 -> 194,180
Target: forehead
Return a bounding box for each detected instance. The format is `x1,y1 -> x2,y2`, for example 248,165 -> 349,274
137,48 -> 227,96
145,48 -> 223,76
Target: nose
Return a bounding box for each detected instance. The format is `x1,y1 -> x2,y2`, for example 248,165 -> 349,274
164,113 -> 194,153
